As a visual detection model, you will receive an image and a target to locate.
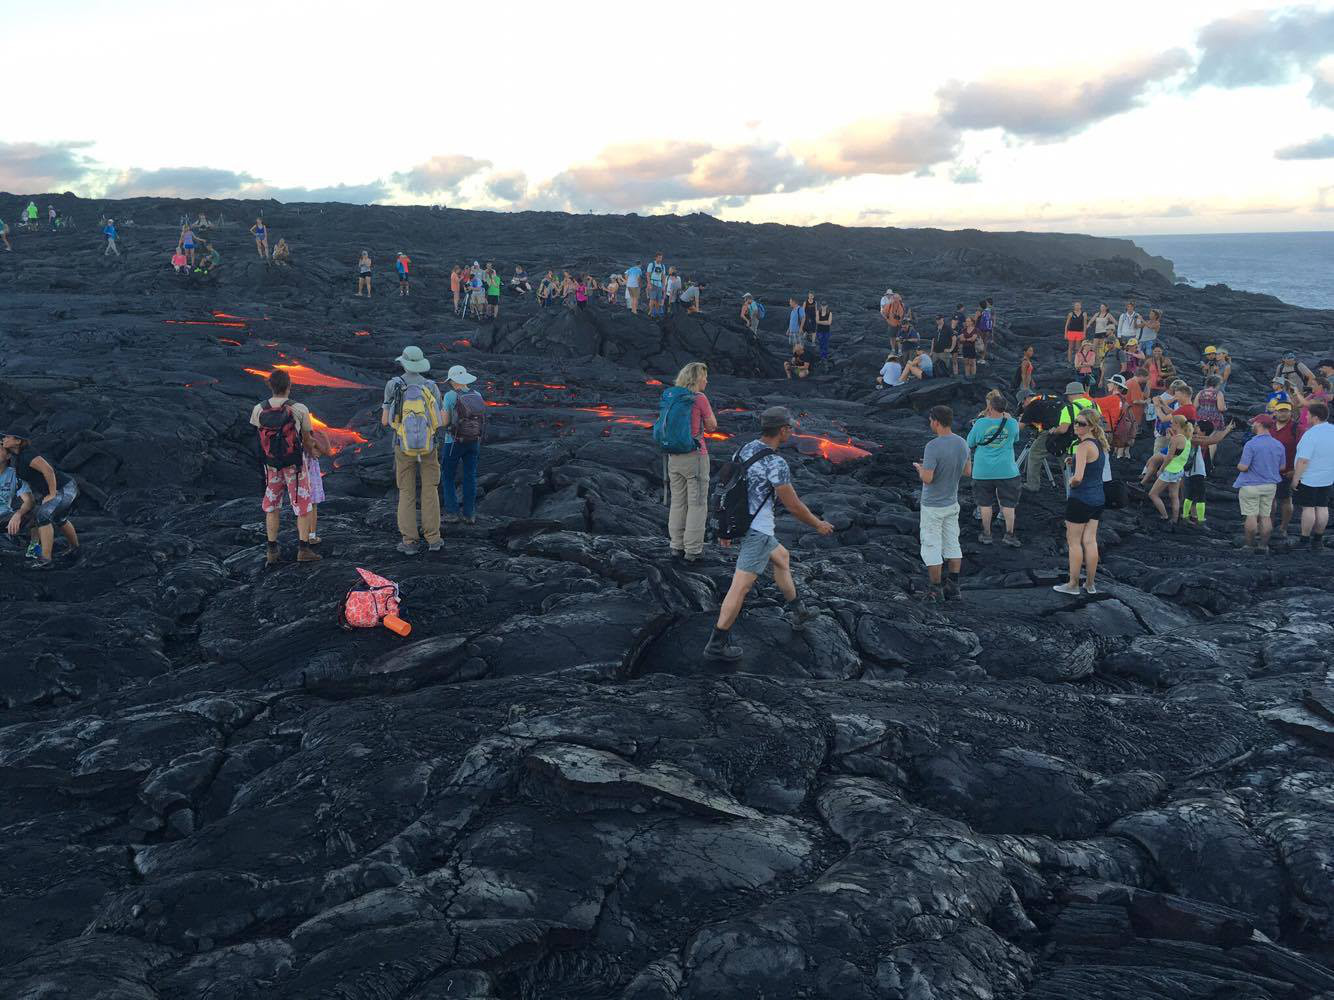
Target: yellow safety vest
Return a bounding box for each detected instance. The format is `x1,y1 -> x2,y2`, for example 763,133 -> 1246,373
1059,397 -> 1095,452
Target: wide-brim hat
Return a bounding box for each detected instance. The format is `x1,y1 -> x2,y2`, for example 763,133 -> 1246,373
396,346 -> 430,373
1064,382 -> 1085,395
445,364 -> 477,385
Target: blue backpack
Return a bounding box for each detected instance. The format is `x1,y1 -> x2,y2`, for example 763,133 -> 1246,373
979,308 -> 993,332
652,387 -> 699,454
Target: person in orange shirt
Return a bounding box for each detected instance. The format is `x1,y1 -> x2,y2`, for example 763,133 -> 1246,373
1118,370 -> 1150,458
450,265 -> 462,314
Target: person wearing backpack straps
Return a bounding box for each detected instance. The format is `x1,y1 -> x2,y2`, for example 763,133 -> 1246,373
250,368 -> 319,566
704,407 -> 834,661
381,346 -> 444,554
439,364 -> 485,525
655,362 -> 718,563
966,391 -> 1023,547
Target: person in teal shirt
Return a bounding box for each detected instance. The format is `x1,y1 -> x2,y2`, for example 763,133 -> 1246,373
966,389 -> 1023,546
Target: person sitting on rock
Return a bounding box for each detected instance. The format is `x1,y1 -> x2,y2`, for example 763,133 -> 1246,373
1,430 -> 80,569
704,406 -> 832,660
510,266 -> 532,295
785,342 -> 812,380
171,245 -> 189,274
271,238 -> 291,265
907,349 -> 933,380
0,444 -> 35,558
877,353 -> 904,388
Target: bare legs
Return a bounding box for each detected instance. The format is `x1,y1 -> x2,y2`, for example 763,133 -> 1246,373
1063,520 -> 1099,588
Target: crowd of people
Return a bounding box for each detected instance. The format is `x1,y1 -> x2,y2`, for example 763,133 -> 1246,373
871,298 -> 997,388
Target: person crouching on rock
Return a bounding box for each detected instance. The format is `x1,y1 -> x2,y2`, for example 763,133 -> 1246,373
1053,409 -> 1107,596
704,407 -> 832,661
272,238 -> 291,265
251,370 -> 320,566
913,405 -> 970,602
785,342 -> 811,379
383,347 -> 444,553
1,430 -> 80,570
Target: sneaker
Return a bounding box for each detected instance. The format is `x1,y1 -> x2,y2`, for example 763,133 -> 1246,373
787,603 -> 819,631
396,541 -> 419,555
1083,583 -> 1099,595
1051,583 -> 1082,595
29,558 -> 54,571
703,635 -> 744,661
463,516 -> 476,525
923,585 -> 944,604
670,548 -> 685,561
1256,545 -> 1271,555
944,576 -> 961,600
306,534 -> 321,545
24,541 -> 41,560
977,531 -> 993,545
1002,533 -> 1022,547
428,540 -> 444,552
297,546 -> 322,563
442,513 -> 461,524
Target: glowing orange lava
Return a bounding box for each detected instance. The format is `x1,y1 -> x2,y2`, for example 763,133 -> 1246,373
512,381 -> 569,390
310,415 -> 368,454
645,379 -> 664,386
354,330 -> 371,337
703,431 -> 732,441
218,338 -> 242,347
243,363 -> 368,389
484,401 -> 510,407
454,338 -> 472,347
793,434 -> 872,463
165,319 -> 247,329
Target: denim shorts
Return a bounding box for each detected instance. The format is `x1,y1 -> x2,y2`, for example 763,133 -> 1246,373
736,529 -> 781,575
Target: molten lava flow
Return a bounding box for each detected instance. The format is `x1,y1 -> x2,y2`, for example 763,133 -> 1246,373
484,401 -> 509,407
703,431 -> 732,441
218,338 -> 242,347
354,330 -> 371,337
454,338 -> 472,347
512,380 -> 568,390
645,379 -> 663,386
243,363 -> 368,389
793,434 -> 873,463
615,417 -> 654,428
165,319 -> 247,329
309,415 -> 368,455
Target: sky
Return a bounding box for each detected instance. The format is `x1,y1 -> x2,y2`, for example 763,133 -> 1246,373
2,0 -> 1333,235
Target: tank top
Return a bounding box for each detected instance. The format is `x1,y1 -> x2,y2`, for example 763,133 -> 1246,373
1069,444 -> 1105,505
816,307 -> 831,329
1067,311 -> 1086,332
1196,389 -> 1222,426
1165,440 -> 1193,475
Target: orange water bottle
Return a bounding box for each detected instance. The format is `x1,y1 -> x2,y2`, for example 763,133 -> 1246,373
383,614 -> 411,637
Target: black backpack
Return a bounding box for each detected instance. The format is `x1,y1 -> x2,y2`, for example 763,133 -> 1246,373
712,447 -> 776,541
257,400 -> 302,468
452,391 -> 487,443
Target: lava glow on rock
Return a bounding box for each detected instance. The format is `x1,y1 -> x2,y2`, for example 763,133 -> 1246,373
309,415 -> 368,454
243,364 -> 368,389
793,434 -> 873,462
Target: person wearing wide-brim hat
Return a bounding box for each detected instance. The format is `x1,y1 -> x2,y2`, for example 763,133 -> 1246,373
381,347 -> 445,553
439,364 -> 483,525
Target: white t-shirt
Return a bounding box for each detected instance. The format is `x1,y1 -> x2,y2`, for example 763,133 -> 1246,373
880,362 -> 904,386
624,266 -> 642,288
249,397 -> 311,435
1296,421 -> 1334,487
880,295 -> 891,312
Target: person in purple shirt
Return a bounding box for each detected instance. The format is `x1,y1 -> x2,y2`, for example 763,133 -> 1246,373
1233,413 -> 1287,553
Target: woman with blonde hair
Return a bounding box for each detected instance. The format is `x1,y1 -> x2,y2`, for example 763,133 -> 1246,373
664,362 -> 718,563
1147,414 -> 1193,525
1054,409 -> 1109,595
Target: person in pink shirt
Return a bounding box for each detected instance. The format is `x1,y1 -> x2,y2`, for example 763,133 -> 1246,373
170,246 -> 189,274
666,362 -> 718,563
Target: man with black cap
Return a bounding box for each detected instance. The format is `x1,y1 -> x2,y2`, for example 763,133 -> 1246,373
382,346 -> 444,554
704,406 -> 834,661
0,430 -> 79,569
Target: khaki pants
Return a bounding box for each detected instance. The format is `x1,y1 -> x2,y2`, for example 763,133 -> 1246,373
395,449 -> 441,543
1025,430 -> 1050,489
668,450 -> 710,555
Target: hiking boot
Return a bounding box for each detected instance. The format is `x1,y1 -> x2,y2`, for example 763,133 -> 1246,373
670,548 -> 685,561
1312,535 -> 1325,552
463,516 -> 476,525
977,531 -> 993,545
442,513 -> 461,524
787,602 -> 819,631
1051,582 -> 1082,595
1002,533 -> 1022,547
396,540 -> 419,555
428,540 -> 444,552
944,576 -> 961,600
297,544 -> 321,563
923,585 -> 944,604
265,544 -> 280,567
703,631 -> 743,661
29,558 -> 54,571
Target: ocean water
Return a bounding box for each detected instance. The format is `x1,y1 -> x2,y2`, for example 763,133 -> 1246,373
1130,231 -> 1334,311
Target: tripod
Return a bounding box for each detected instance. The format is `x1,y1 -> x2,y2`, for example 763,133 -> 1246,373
1017,440 -> 1059,488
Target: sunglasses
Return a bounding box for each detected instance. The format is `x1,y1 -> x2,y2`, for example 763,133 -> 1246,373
1075,420 -> 1092,427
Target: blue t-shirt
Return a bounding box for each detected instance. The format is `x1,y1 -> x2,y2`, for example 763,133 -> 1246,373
440,389 -> 459,445
916,354 -> 934,376
1,466 -> 31,511
966,416 -> 1020,480
788,307 -> 803,334
104,225 -> 116,239
1295,422 -> 1334,488
625,266 -> 643,286
1233,435 -> 1285,487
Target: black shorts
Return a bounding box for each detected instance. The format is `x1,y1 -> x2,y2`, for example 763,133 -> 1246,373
1184,474 -> 1207,502
1276,479 -> 1292,501
960,342 -> 977,359
1295,483 -> 1331,507
1064,498 -> 1103,524
398,273 -> 409,283
487,292 -> 500,303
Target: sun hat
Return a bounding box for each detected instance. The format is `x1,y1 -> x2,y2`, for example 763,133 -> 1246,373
1126,338 -> 1138,347
1283,350 -> 1297,359
395,346 -> 431,373
742,292 -> 753,299
445,364 -> 477,385
1203,345 -> 1217,355
760,406 -> 795,432
0,428 -> 31,442
1108,374 -> 1128,389
1064,381 -> 1085,395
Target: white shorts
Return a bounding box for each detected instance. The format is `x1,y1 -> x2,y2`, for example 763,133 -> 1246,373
919,502 -> 962,566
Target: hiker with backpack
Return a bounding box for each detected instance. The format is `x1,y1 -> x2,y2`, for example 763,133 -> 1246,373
382,346 -> 444,554
249,369 -> 319,566
439,365 -> 486,524
653,362 -> 718,563
704,406 -> 833,661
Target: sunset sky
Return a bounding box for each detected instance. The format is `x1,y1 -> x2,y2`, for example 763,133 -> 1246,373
3,0 -> 1332,234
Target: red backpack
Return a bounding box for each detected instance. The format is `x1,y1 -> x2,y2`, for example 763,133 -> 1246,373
257,400 -> 302,468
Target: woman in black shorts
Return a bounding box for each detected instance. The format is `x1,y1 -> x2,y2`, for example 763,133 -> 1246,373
1054,410 -> 1108,596
957,317 -> 979,379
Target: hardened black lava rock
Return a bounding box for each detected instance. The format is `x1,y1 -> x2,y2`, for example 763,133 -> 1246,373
2,195 -> 1334,999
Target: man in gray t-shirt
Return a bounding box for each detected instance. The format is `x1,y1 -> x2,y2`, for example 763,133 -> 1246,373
380,346 -> 444,553
913,405 -> 971,601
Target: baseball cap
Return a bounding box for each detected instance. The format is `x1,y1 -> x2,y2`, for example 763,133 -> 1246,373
1250,413 -> 1275,428
760,406 -> 795,432
1064,381 -> 1085,395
